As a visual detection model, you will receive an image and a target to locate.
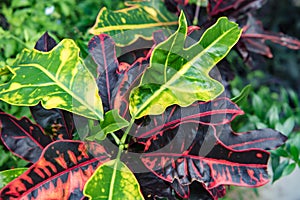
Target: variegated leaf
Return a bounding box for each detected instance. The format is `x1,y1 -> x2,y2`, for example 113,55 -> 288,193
129,13 -> 242,118
89,1 -> 178,46
84,159 -> 144,200
0,141 -> 111,199
0,39 -> 103,120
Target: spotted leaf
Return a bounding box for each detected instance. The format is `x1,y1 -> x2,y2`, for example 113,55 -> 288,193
89,1 -> 177,46
84,159 -> 144,200
0,140 -> 111,199
0,39 -> 103,120
129,13 -> 242,118
0,168 -> 27,190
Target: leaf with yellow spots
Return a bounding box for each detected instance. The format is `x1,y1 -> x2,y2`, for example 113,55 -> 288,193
129,13 -> 242,118
0,168 -> 28,190
89,0 -> 178,46
0,39 -> 103,120
84,159 -> 144,200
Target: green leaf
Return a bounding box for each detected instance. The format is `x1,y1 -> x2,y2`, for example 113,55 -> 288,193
252,94 -> 263,118
282,163 -> 296,177
231,84 -> 252,105
283,117 -> 295,135
83,159 -> 144,200
87,109 -> 129,141
89,1 -> 178,46
271,148 -> 289,157
129,13 -> 242,118
0,168 -> 27,189
271,154 -> 280,174
289,145 -> 299,162
0,39 -> 103,120
272,160 -> 289,183
267,105 -> 280,127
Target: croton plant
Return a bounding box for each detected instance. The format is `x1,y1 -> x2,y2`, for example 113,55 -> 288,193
0,0 -> 290,199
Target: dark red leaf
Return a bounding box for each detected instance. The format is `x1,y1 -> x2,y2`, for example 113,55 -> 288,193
0,112 -> 53,163
30,104 -> 74,140
208,0 -> 267,18
239,14 -> 300,59
216,125 -> 288,151
208,185 -> 226,199
34,32 -> 57,52
129,98 -> 286,198
0,140 -> 111,199
88,34 -> 119,113
131,98 -> 244,151
112,56 -> 150,118
141,141 -> 269,189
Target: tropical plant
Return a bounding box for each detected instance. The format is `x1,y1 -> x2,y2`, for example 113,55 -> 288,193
0,1 -> 291,200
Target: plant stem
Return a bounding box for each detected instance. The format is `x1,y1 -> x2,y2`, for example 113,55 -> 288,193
108,117 -> 135,200
110,132 -> 121,145
193,0 -> 202,25
120,117 -> 136,145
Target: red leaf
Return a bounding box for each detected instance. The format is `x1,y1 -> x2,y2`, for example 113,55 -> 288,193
130,98 -> 286,198
0,140 -> 111,199
34,32 -> 57,52
0,112 -> 53,163
88,34 -> 119,113
141,142 -> 269,189
208,0 -> 267,18
30,104 -> 74,140
132,98 -> 243,151
239,14 -> 300,59
89,32 -> 167,117
216,125 -> 287,151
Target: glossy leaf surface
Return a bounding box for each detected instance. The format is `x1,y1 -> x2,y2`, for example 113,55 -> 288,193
129,13 -> 242,118
0,168 -> 27,190
217,125 -> 287,151
0,140 -> 111,199
0,112 -> 53,163
89,34 -> 119,113
84,159 -> 144,200
128,98 -> 286,198
89,1 -> 177,46
0,39 -> 103,120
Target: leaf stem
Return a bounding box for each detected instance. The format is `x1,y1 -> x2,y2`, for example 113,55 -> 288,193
108,117 -> 135,200
110,132 -> 121,145
120,117 -> 135,145
193,0 -> 202,25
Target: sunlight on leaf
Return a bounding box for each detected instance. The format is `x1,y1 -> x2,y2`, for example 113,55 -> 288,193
0,168 -> 27,189
84,159 -> 144,200
89,1 -> 177,46
130,12 -> 242,118
0,39 -> 103,120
